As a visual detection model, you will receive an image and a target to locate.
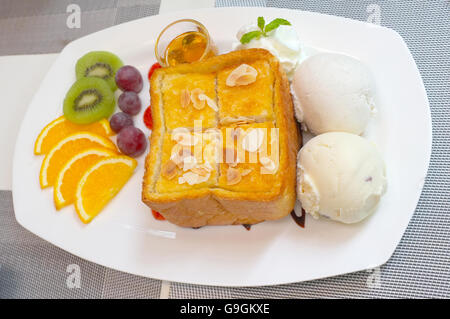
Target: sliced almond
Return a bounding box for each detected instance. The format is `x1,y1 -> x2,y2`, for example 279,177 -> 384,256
260,156 -> 277,173
233,120 -> 251,126
161,160 -> 178,180
236,117 -> 256,125
198,94 -> 218,111
172,130 -> 198,146
170,143 -> 182,160
197,174 -> 211,184
203,161 -> 214,172
227,167 -> 242,185
204,128 -> 221,141
179,171 -> 210,185
170,144 -> 192,167
182,155 -> 197,171
223,147 -> 237,165
171,128 -> 189,143
242,128 -> 264,153
235,74 -> 257,86
191,166 -> 210,177
170,153 -> 182,167
228,127 -> 242,142
172,144 -> 192,158
179,172 -> 198,185
241,168 -> 252,176
226,64 -> 258,87
180,89 -> 191,108
191,88 -> 206,110
221,117 -> 255,126
237,118 -> 255,125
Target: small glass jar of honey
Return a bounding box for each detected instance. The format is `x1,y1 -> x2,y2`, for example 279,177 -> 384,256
155,19 -> 217,67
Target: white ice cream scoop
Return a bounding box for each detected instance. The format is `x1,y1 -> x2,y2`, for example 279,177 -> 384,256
292,53 -> 376,135
297,132 -> 386,224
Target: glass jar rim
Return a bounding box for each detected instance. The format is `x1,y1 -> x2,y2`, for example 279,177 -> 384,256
154,19 -> 212,67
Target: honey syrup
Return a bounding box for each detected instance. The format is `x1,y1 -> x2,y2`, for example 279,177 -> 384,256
164,31 -> 215,66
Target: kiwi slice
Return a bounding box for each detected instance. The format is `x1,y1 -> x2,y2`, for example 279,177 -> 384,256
75,51 -> 123,91
63,77 -> 115,124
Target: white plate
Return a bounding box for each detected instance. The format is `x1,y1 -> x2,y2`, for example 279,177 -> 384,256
12,7 -> 431,286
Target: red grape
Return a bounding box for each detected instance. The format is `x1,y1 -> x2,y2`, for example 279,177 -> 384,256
115,65 -> 143,93
118,91 -> 141,115
109,112 -> 133,133
117,126 -> 147,157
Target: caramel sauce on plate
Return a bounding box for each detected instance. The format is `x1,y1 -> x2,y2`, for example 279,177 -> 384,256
291,209 -> 305,228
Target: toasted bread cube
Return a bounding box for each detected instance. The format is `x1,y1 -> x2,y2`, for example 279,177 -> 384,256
156,129 -> 219,193
218,122 -> 280,192
217,60 -> 274,124
143,49 -> 300,227
161,73 -> 217,130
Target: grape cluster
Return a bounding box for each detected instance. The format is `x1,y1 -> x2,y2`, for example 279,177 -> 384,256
110,65 -> 147,157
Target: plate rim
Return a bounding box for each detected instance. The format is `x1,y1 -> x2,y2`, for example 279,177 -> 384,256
12,6 -> 432,287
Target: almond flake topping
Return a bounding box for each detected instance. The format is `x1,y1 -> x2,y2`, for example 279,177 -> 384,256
223,147 -> 237,165
242,128 -> 264,153
179,171 -> 210,185
161,160 -> 178,180
227,167 -> 242,185
190,88 -> 206,110
260,156 -> 277,173
234,120 -> 253,126
231,128 -> 242,140
180,89 -> 191,108
171,130 -> 198,146
182,155 -> 197,171
198,94 -> 218,112
204,128 -> 221,141
170,145 -> 192,168
191,166 -> 210,177
171,144 -> 192,158
226,64 -> 258,87
221,117 -> 255,126
203,161 -> 213,171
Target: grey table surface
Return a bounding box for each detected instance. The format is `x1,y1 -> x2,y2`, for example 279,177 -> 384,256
1,0 -> 449,298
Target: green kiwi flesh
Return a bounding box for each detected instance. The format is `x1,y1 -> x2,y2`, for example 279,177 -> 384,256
63,77 -> 115,124
75,51 -> 123,91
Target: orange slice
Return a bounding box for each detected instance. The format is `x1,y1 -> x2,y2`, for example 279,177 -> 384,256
34,116 -> 113,155
75,156 -> 137,223
39,132 -> 116,188
53,147 -> 117,210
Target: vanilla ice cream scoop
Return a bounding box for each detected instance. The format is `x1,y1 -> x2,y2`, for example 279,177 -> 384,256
292,53 -> 376,135
297,132 -> 386,224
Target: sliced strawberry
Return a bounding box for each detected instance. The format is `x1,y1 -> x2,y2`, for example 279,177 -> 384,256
152,210 -> 165,220
143,105 -> 153,130
148,62 -> 161,81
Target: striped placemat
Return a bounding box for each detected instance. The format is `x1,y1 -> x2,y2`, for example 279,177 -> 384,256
1,0 -> 449,298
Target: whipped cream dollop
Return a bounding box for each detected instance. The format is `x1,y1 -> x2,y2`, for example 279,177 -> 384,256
232,24 -> 303,79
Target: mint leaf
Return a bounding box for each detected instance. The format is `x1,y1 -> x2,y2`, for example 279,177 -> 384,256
257,16 -> 265,31
240,30 -> 262,44
240,17 -> 291,43
264,18 -> 291,33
